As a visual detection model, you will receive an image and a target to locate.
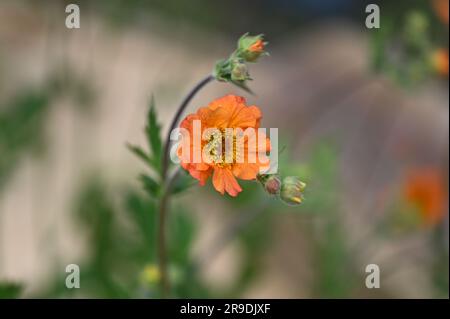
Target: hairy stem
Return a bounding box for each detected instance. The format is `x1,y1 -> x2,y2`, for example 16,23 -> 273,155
157,75 -> 213,297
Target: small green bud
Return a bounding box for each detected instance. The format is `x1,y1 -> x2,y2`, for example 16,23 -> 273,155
280,176 -> 306,205
238,33 -> 267,62
231,60 -> 249,82
213,59 -> 231,82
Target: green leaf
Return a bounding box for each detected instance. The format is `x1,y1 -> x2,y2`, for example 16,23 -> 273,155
139,174 -> 160,197
171,171 -> 196,195
0,282 -> 23,299
146,96 -> 162,168
126,143 -> 151,166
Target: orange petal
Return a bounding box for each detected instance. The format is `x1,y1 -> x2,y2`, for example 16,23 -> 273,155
194,162 -> 210,171
206,95 -> 257,129
208,95 -> 246,111
179,113 -> 200,132
213,167 -> 242,196
232,163 -> 259,180
229,105 -> 262,128
189,167 -> 212,186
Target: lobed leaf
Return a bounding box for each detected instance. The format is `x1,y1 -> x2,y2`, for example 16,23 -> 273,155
139,174 -> 160,197
146,96 -> 162,169
126,143 -> 151,166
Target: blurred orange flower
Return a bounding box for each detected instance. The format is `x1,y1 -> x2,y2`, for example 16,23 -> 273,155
432,0 -> 449,25
432,49 -> 449,76
178,95 -> 270,196
403,168 -> 448,226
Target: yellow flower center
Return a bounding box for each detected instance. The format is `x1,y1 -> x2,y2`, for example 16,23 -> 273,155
204,129 -> 240,167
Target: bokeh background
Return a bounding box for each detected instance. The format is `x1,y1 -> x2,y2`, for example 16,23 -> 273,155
0,0 -> 448,298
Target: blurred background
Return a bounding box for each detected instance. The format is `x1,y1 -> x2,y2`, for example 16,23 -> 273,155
0,0 -> 448,298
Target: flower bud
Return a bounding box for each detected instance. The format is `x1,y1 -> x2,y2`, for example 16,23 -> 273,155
280,176 -> 306,205
238,33 -> 267,62
231,60 -> 250,82
257,174 -> 281,195
212,33 -> 268,92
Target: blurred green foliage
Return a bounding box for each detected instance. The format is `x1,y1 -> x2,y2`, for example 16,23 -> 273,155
29,174 -> 272,298
288,143 -> 357,297
66,0 -> 306,42
0,282 -> 23,299
0,70 -> 95,190
36,177 -> 208,298
0,68 -> 95,298
370,0 -> 448,86
431,228 -> 449,298
0,91 -> 50,189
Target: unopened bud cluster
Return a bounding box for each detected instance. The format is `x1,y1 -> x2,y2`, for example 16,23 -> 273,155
257,174 -> 306,206
213,33 -> 268,91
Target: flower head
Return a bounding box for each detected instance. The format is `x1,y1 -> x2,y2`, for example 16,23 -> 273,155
178,95 -> 270,196
238,33 -> 268,62
403,167 -> 447,226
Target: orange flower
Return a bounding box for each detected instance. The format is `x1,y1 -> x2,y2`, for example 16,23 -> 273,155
432,0 -> 449,25
432,49 -> 449,76
403,168 -> 448,226
249,39 -> 265,53
178,95 -> 270,196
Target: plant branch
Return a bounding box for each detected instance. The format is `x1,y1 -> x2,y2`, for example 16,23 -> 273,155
157,167 -> 180,297
157,75 -> 213,297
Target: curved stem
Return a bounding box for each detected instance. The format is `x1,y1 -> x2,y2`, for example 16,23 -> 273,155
161,74 -> 214,180
158,75 -> 213,297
